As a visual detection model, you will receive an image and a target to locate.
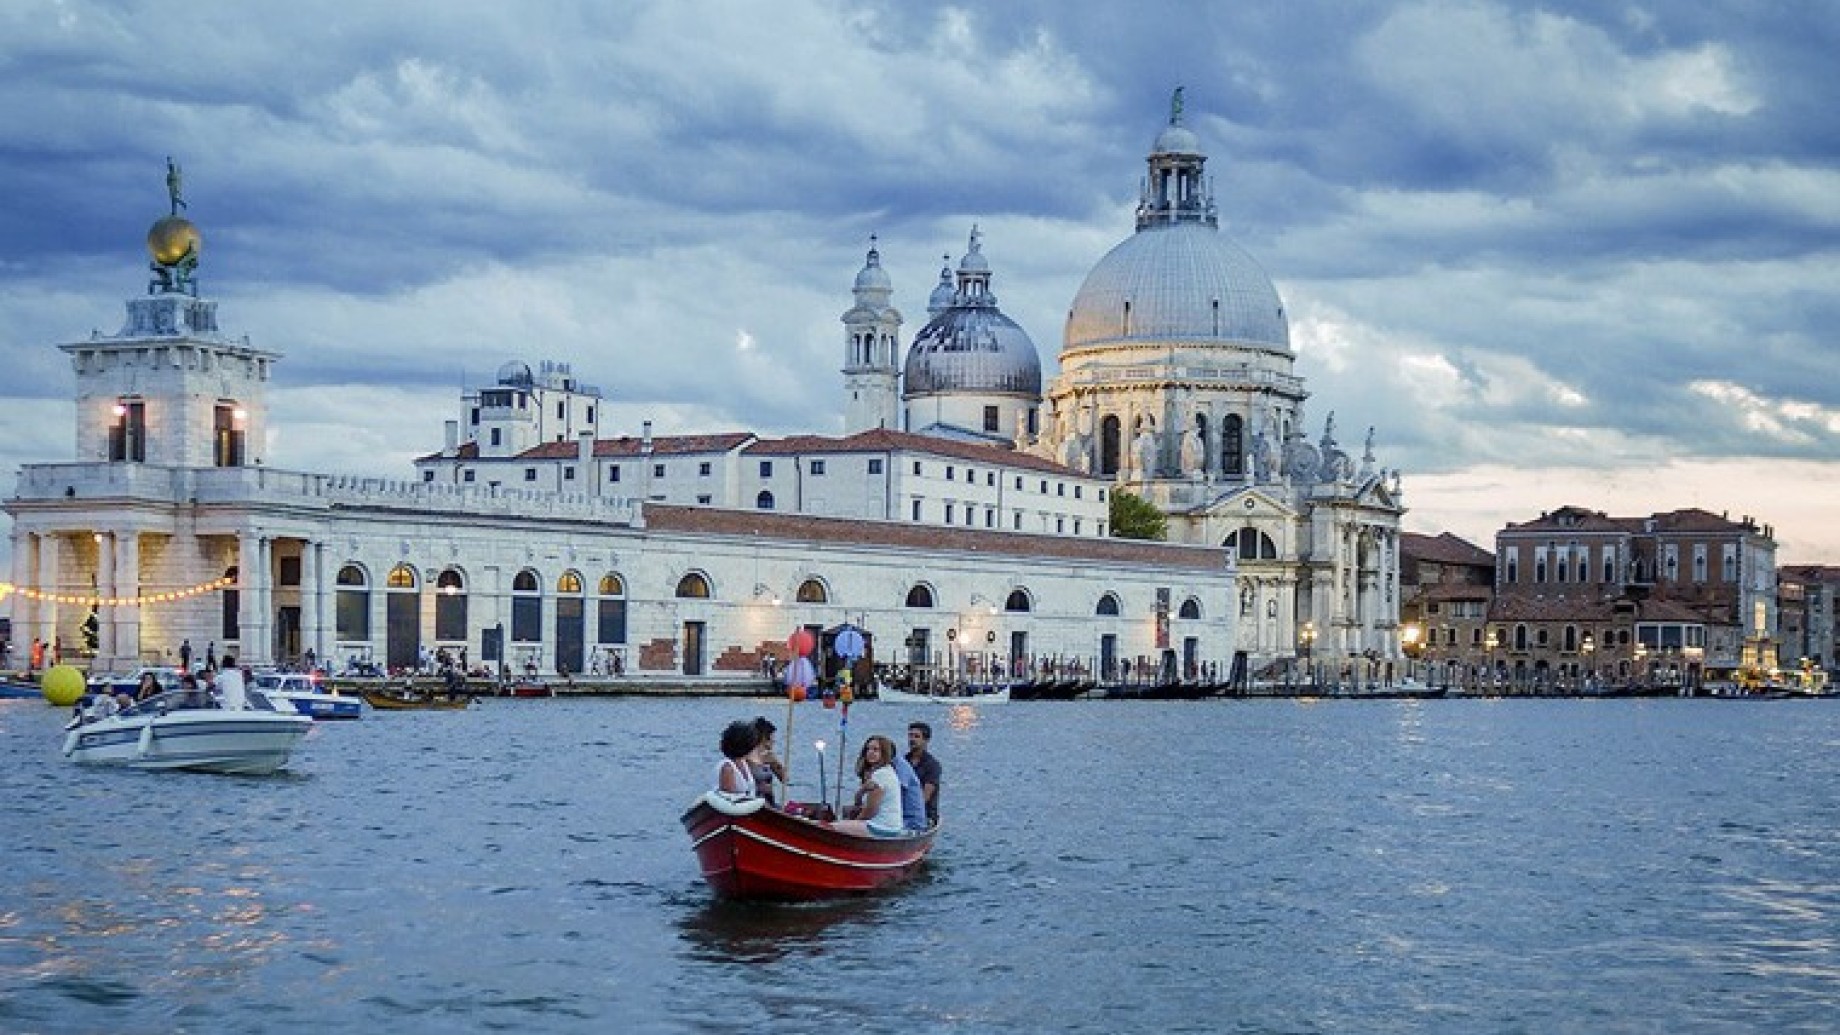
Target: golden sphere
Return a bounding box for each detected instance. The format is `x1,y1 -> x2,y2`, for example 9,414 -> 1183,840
147,215 -> 201,266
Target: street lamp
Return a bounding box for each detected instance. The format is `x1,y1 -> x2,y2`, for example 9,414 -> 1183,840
1581,632 -> 1596,693
1484,628 -> 1499,692
1299,620 -> 1317,690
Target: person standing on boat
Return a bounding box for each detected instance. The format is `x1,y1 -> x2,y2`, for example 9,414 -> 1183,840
906,722 -> 941,828
833,735 -> 904,838
750,717 -> 787,807
713,720 -> 760,798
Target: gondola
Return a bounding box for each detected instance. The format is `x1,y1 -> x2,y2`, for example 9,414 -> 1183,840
360,689 -> 473,711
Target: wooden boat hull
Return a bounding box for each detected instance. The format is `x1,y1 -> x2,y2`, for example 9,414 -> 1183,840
681,792 -> 934,901
360,690 -> 472,711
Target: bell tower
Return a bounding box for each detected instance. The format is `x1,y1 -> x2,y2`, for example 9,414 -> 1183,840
62,158 -> 278,470
841,236 -> 902,434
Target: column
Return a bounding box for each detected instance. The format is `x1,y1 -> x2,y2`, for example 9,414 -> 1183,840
114,531 -> 142,666
38,534 -> 63,663
237,533 -> 264,666
96,531 -> 116,666
300,539 -> 323,667
9,532 -> 35,661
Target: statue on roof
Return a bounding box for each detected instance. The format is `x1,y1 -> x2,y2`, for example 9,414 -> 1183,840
165,156 -> 186,215
1170,86 -> 1185,125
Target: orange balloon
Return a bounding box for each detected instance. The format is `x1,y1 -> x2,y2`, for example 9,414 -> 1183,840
789,686 -> 807,702
840,687 -> 854,703
822,696 -> 836,710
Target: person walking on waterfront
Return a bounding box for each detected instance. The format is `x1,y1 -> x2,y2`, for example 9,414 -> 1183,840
178,638 -> 192,672
906,721 -> 941,827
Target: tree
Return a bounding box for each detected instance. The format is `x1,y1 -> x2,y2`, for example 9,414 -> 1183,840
1109,489 -> 1168,541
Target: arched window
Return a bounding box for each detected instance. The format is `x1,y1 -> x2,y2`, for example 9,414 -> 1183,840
387,564 -> 417,589
1096,593 -> 1121,617
1178,597 -> 1202,620
1004,589 -> 1032,613
512,568 -> 542,643
796,578 -> 828,603
597,572 -> 627,645
557,570 -> 583,594
675,572 -> 711,598
904,584 -> 934,608
1224,527 -> 1278,560
1221,415 -> 1243,476
756,491 -> 775,510
335,564 -> 370,641
435,568 -> 467,641
1099,414 -> 1122,476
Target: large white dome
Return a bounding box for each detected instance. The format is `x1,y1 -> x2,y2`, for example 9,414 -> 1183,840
1063,222 -> 1290,354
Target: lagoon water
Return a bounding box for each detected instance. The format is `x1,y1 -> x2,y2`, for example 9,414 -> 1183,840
1,694 -> 1836,1034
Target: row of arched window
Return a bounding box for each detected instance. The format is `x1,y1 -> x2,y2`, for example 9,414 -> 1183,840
331,563 -> 1207,625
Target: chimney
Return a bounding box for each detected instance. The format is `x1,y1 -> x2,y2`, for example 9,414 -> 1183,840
641,420 -> 654,455
577,430 -> 593,467
444,420 -> 459,454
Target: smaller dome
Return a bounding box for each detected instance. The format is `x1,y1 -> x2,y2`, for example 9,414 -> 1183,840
496,360 -> 534,387
853,247 -> 891,292
1152,123 -> 1202,156
927,258 -> 955,313
147,215 -> 200,267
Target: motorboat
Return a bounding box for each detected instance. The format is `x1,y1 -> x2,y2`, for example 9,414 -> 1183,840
85,666 -> 183,698
681,792 -> 935,900
61,672 -> 311,775
252,672 -> 364,720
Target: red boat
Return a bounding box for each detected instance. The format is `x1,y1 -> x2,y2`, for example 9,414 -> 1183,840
681,792 -> 936,900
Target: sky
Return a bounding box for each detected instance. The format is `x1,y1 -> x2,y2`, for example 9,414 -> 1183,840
2,0 -> 1837,574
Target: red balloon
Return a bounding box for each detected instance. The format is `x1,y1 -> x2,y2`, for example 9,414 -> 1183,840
821,695 -> 836,710
787,628 -> 815,656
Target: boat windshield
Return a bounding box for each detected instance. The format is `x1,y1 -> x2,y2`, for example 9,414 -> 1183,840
115,689 -> 219,717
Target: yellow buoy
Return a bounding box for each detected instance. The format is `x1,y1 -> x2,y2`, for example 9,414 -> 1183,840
41,664 -> 86,707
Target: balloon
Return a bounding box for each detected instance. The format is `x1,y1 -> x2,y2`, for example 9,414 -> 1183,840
789,686 -> 807,702
41,664 -> 85,707
787,628 -> 815,656
822,695 -> 836,710
840,686 -> 854,703
834,626 -> 865,661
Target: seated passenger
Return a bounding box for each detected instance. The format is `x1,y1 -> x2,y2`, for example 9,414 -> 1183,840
832,735 -> 905,838
712,720 -> 761,798
892,749 -> 927,831
135,672 -> 162,702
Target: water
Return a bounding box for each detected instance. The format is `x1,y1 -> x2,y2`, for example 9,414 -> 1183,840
2,695 -> 1836,1034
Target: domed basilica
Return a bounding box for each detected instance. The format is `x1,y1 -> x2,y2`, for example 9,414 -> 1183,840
846,91 -> 1406,668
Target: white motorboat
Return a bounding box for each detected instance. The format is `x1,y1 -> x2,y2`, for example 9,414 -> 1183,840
61,671 -> 312,775
876,682 -> 1010,704
252,672 -> 364,720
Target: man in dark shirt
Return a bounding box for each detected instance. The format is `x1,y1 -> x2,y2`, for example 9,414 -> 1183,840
906,721 -> 942,827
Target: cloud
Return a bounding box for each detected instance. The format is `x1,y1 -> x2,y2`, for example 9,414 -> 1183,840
2,0 -> 1838,576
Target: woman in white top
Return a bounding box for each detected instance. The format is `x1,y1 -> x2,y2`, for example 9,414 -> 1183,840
832,735 -> 905,837
713,720 -> 760,798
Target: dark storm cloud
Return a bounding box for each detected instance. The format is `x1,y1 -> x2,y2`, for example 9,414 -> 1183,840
1,0 -> 1836,559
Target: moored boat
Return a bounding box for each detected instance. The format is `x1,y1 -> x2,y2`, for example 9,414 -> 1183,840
876,682 -> 1009,704
681,792 -> 935,900
253,673 -> 364,720
360,688 -> 472,711
61,682 -> 312,775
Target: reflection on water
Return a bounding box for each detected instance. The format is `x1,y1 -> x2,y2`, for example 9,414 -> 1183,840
675,896 -> 886,964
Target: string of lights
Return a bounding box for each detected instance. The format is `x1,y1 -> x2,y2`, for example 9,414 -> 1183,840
0,575 -> 233,608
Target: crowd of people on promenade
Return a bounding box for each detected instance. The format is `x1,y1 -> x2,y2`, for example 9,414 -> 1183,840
713,716 -> 940,835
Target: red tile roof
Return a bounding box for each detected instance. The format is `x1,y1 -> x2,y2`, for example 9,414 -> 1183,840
1401,531 -> 1494,566
744,428 -> 1084,477
643,504 -> 1226,571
